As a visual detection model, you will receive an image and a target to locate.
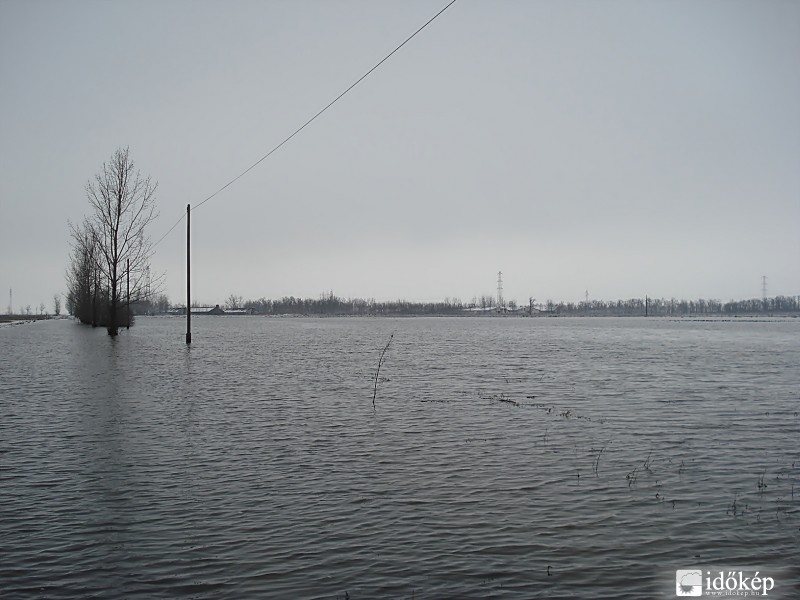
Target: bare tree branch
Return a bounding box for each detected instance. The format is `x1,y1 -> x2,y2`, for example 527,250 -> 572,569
66,147 -> 160,335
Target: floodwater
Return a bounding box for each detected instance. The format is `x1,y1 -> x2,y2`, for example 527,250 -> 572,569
1,316 -> 798,599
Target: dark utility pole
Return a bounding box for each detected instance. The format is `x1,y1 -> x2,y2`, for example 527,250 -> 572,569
126,258 -> 130,328
186,204 -> 192,345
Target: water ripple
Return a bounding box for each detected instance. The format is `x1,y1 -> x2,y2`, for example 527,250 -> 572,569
1,317 -> 798,598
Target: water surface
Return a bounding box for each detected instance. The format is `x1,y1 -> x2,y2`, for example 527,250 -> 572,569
1,316 -> 798,598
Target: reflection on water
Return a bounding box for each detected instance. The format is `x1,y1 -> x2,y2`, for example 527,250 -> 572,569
1,316 -> 799,598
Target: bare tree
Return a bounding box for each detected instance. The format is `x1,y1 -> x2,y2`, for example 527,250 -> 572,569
71,147 -> 159,335
67,218 -> 103,325
156,293 -> 171,314
53,294 -> 62,316
226,294 -> 244,310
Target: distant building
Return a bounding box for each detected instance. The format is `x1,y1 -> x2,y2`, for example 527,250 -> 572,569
168,304 -> 253,316
179,305 -> 223,315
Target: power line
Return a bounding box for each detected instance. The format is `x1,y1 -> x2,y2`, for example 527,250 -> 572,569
147,0 -> 458,264
192,0 -> 458,212
151,212 -> 186,251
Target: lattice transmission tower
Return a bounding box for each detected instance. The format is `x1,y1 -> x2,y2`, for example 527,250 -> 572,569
497,271 -> 503,309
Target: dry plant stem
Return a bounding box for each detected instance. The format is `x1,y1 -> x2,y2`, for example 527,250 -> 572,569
593,440 -> 611,476
372,333 -> 394,407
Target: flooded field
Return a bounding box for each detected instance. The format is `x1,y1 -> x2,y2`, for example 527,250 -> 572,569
1,316 -> 798,598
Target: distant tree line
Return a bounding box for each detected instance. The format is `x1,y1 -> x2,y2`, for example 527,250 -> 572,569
201,293 -> 468,316
244,294 -> 470,316
128,293 -> 171,316
539,295 -> 800,316
147,291 -> 799,317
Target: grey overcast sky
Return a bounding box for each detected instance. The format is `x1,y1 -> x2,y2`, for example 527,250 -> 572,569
1,0 -> 798,311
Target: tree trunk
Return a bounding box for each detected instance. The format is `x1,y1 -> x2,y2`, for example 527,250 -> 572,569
109,263 -> 118,336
